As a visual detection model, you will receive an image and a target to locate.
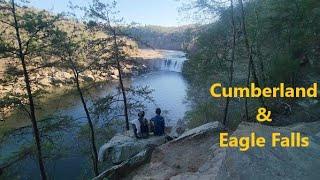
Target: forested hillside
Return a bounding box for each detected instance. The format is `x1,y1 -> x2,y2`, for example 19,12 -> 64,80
0,6 -> 141,98
123,25 -> 199,50
182,0 -> 320,128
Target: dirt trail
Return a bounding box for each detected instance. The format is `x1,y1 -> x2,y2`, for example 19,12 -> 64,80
127,131 -> 219,179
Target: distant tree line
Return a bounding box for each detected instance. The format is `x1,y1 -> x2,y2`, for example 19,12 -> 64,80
123,25 -> 199,50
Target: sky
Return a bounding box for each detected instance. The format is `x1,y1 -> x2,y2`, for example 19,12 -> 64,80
28,0 -> 189,27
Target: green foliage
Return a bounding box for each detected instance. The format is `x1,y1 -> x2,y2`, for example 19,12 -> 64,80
186,102 -> 222,129
90,85 -> 154,125
124,25 -> 199,50
182,0 -> 320,127
268,54 -> 300,85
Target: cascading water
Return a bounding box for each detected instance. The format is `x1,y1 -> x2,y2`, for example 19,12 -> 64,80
148,50 -> 186,72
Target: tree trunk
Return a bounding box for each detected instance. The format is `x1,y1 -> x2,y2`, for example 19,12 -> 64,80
73,69 -> 99,176
238,0 -> 265,121
223,0 -> 236,126
11,0 -> 47,179
245,61 -> 251,121
253,2 -> 266,84
112,30 -> 130,131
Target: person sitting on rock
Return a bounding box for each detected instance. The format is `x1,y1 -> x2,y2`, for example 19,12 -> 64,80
150,108 -> 165,136
131,111 -> 149,139
139,111 -> 149,139
131,116 -> 140,139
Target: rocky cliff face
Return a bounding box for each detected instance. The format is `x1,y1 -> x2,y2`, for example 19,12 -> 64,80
0,62 -> 146,96
0,49 -> 165,100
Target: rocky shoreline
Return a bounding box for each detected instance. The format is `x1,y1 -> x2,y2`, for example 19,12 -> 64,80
0,60 -> 147,97
0,49 -> 165,121
0,59 -> 149,121
0,49 -> 165,97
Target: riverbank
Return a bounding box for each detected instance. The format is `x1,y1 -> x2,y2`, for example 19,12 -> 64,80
0,49 -> 164,97
0,49 -> 165,119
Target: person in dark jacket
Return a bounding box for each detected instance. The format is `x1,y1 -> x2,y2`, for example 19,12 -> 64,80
150,108 -> 165,136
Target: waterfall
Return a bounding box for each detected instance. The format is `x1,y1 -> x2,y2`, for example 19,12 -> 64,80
150,50 -> 186,72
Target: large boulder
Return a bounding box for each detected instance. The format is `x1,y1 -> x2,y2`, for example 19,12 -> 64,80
94,148 -> 155,180
83,74 -> 95,82
110,75 -> 119,80
122,67 -> 131,74
173,121 -> 223,142
98,134 -> 167,165
110,68 -> 119,76
12,87 -> 25,95
98,135 -> 142,164
39,77 -> 52,87
61,71 -> 73,79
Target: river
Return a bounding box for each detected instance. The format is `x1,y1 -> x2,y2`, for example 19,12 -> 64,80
0,50 -> 189,179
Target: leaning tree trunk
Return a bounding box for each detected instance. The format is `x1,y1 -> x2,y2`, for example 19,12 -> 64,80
238,0 -> 265,121
112,30 -> 130,131
11,0 -> 47,179
73,68 -> 99,176
223,0 -> 236,126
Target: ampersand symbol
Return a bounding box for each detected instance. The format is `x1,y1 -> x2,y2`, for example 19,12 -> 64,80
256,107 -> 272,122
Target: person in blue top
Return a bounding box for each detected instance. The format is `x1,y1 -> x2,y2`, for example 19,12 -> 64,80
150,108 -> 165,136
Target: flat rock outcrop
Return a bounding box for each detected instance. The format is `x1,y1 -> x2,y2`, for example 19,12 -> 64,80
129,121 -> 320,180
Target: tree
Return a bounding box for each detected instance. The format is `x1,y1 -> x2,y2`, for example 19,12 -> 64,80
88,0 -> 132,130
180,0 -> 239,126
0,1 -> 60,179
223,0 -> 236,126
51,21 -> 107,176
238,0 -> 265,120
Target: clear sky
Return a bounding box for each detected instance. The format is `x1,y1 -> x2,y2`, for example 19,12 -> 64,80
28,0 -> 189,27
